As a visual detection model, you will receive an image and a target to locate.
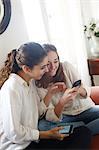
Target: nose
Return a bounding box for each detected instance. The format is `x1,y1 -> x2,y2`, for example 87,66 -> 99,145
50,62 -> 55,70
44,66 -> 49,73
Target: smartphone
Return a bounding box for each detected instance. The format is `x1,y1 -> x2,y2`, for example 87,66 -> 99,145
72,80 -> 81,88
59,125 -> 73,134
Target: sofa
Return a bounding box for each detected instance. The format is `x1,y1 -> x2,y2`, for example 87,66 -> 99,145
90,86 -> 99,149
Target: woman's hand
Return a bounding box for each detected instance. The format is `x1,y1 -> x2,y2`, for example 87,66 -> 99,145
69,85 -> 87,98
48,82 -> 66,95
54,86 -> 85,118
54,87 -> 79,117
60,88 -> 78,106
44,82 -> 66,106
39,126 -> 68,140
77,86 -> 87,97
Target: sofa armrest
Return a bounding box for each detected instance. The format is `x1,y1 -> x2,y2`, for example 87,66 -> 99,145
90,86 -> 99,104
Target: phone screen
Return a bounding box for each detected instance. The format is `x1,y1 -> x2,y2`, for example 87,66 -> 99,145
59,125 -> 73,134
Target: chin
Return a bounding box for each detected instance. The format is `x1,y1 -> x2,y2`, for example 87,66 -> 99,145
50,72 -> 56,77
36,77 -> 41,80
37,75 -> 44,80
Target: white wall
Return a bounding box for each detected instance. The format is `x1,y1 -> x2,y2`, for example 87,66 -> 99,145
0,0 -> 29,68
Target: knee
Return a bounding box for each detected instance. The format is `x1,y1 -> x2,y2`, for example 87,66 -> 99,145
74,126 -> 92,137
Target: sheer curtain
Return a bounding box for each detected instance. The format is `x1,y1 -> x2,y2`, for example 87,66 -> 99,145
81,0 -> 99,86
21,0 -> 91,85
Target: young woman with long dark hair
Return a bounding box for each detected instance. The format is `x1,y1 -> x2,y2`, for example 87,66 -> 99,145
36,44 -> 99,135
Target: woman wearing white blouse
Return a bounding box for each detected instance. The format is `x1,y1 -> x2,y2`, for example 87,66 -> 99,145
0,42 -> 91,149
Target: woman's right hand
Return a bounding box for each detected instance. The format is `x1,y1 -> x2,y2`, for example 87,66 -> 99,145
48,82 -> 66,95
54,88 -> 78,117
60,88 -> 78,106
39,126 -> 68,140
44,82 -> 66,106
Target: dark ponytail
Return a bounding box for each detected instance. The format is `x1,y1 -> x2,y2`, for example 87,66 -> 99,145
0,42 -> 47,88
0,49 -> 21,88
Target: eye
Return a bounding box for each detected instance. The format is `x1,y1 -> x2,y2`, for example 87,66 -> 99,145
40,66 -> 45,70
40,65 -> 48,70
54,60 -> 59,63
47,63 -> 50,67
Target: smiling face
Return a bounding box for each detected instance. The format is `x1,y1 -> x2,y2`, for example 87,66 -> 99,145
30,56 -> 49,80
47,51 -> 59,77
22,56 -> 49,81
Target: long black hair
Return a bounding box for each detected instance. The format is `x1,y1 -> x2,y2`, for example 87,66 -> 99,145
0,42 -> 47,88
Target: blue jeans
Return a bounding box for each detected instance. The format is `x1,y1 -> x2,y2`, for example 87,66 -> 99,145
38,106 -> 99,135
38,119 -> 85,133
86,118 -> 99,135
62,106 -> 99,123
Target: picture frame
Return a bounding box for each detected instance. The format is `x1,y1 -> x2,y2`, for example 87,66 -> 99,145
0,0 -> 11,34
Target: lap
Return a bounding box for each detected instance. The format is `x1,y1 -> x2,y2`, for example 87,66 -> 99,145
86,118 -> 99,135
25,126 -> 91,150
62,106 -> 99,123
38,119 -> 85,131
38,106 -> 99,135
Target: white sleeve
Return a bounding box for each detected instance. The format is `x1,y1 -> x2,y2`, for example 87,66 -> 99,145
37,95 -> 61,122
64,62 -> 91,97
63,62 -> 81,84
35,85 -> 61,121
1,88 -> 39,143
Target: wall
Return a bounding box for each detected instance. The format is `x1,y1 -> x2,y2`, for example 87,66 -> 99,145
0,0 -> 29,68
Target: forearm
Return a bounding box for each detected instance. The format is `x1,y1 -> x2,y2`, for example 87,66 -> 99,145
54,99 -> 64,118
39,130 -> 50,139
44,93 -> 53,107
79,86 -> 87,98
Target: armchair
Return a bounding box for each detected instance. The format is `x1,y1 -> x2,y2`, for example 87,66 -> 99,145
90,86 -> 99,149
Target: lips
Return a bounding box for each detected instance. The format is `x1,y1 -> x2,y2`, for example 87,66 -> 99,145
51,69 -> 56,73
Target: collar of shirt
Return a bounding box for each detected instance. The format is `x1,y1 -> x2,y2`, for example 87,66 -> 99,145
10,73 -> 29,87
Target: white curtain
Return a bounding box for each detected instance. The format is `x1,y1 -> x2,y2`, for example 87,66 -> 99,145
21,0 -> 91,86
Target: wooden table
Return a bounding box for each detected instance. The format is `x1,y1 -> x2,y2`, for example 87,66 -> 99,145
87,58 -> 99,86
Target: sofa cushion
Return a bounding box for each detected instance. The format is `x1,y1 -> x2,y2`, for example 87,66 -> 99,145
90,86 -> 99,104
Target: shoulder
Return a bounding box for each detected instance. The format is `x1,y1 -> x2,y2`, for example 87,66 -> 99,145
61,61 -> 80,80
62,61 -> 76,72
1,75 -> 22,94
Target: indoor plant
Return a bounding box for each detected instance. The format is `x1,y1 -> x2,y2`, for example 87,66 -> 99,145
84,19 -> 99,39
84,19 -> 99,56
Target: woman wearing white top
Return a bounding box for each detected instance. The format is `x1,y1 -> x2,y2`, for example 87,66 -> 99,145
0,42 -> 92,149
35,44 -> 99,135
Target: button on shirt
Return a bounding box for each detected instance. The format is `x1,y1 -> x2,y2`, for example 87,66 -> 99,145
0,74 -> 59,150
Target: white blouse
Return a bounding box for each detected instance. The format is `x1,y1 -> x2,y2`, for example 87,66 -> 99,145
0,74 -> 59,150
36,61 -> 95,116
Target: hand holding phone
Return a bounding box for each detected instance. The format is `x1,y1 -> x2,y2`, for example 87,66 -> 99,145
59,125 -> 73,134
72,80 -> 81,88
